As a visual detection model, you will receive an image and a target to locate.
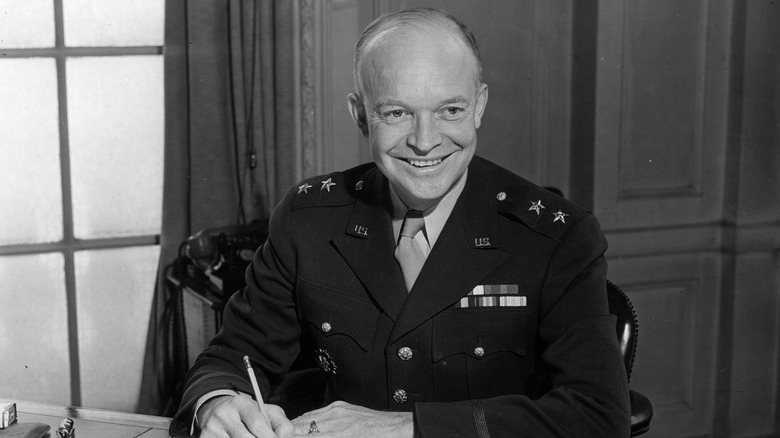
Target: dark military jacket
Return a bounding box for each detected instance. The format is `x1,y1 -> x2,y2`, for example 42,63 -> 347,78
171,157 -> 630,437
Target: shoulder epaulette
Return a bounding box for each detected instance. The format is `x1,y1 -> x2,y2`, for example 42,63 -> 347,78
290,171 -> 359,211
496,184 -> 587,241
290,163 -> 379,211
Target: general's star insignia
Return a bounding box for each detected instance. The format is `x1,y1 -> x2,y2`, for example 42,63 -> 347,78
321,178 -> 336,192
298,182 -> 312,194
553,210 -> 569,223
529,200 -> 545,215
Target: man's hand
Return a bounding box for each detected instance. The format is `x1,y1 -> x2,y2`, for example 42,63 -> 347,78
292,401 -> 413,437
197,393 -> 294,437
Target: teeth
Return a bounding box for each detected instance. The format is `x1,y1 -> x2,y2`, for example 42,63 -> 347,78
408,158 -> 442,167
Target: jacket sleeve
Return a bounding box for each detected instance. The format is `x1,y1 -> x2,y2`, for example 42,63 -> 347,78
414,214 -> 631,437
169,189 -> 300,437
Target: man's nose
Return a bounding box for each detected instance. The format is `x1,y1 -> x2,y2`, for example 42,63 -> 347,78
407,114 -> 441,152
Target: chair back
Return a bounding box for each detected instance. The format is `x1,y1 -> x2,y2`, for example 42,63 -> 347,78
606,280 -> 638,381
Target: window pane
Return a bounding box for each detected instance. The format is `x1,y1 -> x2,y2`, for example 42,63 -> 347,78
0,253 -> 71,405
67,56 -> 163,239
0,58 -> 63,245
63,0 -> 164,47
75,245 -> 160,411
0,0 -> 55,48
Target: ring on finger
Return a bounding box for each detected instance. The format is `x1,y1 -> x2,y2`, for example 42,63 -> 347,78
308,420 -> 320,434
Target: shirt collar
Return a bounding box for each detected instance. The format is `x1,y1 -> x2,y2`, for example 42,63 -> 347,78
390,169 -> 468,249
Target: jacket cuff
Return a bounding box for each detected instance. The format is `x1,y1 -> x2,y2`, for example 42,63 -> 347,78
413,411 -> 422,438
190,389 -> 241,435
414,400 -> 481,438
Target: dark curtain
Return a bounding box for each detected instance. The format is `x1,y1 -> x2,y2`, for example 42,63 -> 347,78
138,0 -> 296,415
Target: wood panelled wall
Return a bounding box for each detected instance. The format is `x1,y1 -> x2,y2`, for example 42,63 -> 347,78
293,1 -> 780,436
596,0 -> 731,435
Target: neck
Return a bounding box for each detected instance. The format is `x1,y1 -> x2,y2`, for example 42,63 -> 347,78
390,171 -> 469,214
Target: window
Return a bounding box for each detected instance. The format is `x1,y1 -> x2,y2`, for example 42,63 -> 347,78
0,0 -> 164,412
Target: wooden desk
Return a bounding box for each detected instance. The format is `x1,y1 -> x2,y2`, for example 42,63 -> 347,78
0,399 -> 175,437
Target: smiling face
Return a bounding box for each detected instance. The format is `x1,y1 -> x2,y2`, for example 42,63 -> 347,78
348,23 -> 488,211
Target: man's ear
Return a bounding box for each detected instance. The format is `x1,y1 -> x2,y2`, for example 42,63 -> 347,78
348,93 -> 370,138
473,83 -> 489,129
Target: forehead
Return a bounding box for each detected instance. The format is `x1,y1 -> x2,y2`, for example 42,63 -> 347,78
359,24 -> 479,103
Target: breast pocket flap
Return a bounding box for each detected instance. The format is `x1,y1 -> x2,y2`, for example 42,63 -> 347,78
298,284 -> 377,351
432,309 -> 527,361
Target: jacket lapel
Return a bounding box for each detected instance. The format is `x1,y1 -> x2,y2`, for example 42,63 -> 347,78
331,168 -> 408,320
390,160 -> 511,342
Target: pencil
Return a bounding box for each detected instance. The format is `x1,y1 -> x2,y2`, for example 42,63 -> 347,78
243,355 -> 266,414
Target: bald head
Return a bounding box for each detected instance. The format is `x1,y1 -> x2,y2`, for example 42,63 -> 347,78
353,8 -> 483,99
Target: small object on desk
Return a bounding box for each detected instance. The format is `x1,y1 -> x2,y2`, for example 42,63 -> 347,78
1,403 -> 17,429
0,423 -> 50,438
0,399 -> 169,438
55,418 -> 74,438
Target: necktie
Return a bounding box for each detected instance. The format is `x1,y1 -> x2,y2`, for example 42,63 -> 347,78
395,210 -> 427,291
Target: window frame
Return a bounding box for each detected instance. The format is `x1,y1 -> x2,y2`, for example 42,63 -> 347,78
0,0 -> 163,406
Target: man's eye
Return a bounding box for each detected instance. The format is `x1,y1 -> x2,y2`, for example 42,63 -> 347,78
441,107 -> 465,119
386,110 -> 407,118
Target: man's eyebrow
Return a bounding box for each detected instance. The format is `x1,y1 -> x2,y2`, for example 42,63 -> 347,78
373,96 -> 470,111
438,96 -> 470,106
373,99 -> 407,110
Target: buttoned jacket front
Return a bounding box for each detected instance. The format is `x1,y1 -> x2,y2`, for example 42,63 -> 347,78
171,157 -> 630,437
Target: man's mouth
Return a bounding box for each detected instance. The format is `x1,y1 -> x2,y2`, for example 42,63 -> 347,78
401,152 -> 454,168
407,158 -> 442,168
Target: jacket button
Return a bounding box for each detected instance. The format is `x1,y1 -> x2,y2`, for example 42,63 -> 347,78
474,346 -> 485,357
397,347 -> 414,361
393,389 -> 408,404
321,322 -> 332,333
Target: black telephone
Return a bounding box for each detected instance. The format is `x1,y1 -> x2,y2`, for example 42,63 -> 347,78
183,219 -> 269,271
181,219 -> 269,299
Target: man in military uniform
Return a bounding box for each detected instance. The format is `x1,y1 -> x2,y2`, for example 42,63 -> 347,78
171,7 -> 630,437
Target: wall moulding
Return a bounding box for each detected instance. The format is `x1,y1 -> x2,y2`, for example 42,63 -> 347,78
615,0 -> 709,199
594,0 -> 732,231
604,221 -> 780,259
608,252 -> 722,437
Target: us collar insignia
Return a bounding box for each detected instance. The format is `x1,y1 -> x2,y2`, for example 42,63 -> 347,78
315,348 -> 337,376
553,210 -> 569,223
298,182 -> 312,194
529,199 -> 545,215
321,178 -> 336,192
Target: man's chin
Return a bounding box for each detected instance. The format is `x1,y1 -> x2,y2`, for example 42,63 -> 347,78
394,185 -> 450,211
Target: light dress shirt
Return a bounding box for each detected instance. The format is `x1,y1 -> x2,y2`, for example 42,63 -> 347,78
390,169 -> 468,255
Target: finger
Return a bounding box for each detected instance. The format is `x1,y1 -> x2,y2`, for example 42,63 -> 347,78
293,422 -> 316,436
272,422 -> 296,438
293,423 -> 338,437
291,418 -> 311,435
294,417 -> 331,436
205,396 -> 262,438
199,420 -> 233,438
198,427 -> 229,438
200,405 -> 238,438
237,401 -> 277,437
266,405 -> 295,438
